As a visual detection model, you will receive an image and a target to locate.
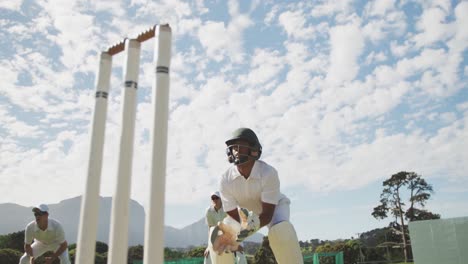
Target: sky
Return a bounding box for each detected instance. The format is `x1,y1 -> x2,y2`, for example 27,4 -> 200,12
0,0 -> 467,242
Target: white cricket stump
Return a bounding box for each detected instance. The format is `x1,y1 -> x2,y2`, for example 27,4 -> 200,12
107,38 -> 141,264
143,24 -> 172,264
75,25 -> 172,264
75,52 -> 112,264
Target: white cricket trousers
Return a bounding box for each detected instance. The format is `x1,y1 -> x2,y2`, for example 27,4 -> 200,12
204,254 -> 212,264
19,241 -> 70,264
268,196 -> 291,228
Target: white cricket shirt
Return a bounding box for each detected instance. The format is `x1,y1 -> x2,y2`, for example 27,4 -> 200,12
220,160 -> 286,215
24,218 -> 66,245
205,205 -> 227,227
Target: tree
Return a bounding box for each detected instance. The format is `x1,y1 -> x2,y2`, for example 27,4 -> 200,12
0,230 -> 25,252
405,172 -> 440,221
164,247 -> 184,260
185,246 -> 205,257
68,241 -> 108,264
95,241 -> 109,255
372,171 -> 440,262
243,241 -> 261,255
254,236 -> 277,264
315,241 -> 360,264
406,207 -> 440,220
127,245 -> 143,263
0,248 -> 23,264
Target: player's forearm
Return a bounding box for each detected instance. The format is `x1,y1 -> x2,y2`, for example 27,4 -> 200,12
258,213 -> 273,227
24,244 -> 33,256
227,209 -> 241,223
259,202 -> 276,227
52,241 -> 68,258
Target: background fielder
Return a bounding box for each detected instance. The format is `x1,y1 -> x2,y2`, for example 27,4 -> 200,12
19,204 -> 70,264
206,191 -> 247,264
205,191 -> 228,264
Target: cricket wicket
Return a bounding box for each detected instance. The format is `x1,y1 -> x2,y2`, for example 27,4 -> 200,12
75,24 -> 172,264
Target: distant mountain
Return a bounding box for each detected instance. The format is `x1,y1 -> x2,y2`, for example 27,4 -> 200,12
0,196 -> 262,247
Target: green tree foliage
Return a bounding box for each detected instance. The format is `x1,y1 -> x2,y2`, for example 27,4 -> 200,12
254,236 -> 277,264
0,230 -> 25,252
299,239 -> 321,255
67,241 -> 107,253
315,241 -> 360,264
243,241 -> 261,255
344,240 -> 362,262
406,207 -> 441,221
0,248 -> 23,264
372,171 -> 440,263
359,227 -> 399,247
95,241 -> 109,254
361,227 -> 403,261
315,243 -> 336,264
185,246 -> 205,257
68,241 -> 108,264
405,173 -> 440,221
95,252 -> 107,264
69,248 -> 76,263
128,245 -> 144,263
68,243 -> 76,251
164,247 -> 185,260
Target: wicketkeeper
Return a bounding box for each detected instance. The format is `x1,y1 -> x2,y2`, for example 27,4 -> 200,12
209,128 -> 303,264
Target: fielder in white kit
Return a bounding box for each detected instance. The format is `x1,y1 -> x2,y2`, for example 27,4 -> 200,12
210,128 -> 303,264
205,191 -> 227,264
19,204 -> 70,264
205,192 -> 247,264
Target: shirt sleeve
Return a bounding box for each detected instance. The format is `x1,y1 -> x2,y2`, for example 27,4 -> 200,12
219,175 -> 238,212
261,166 -> 280,205
55,222 -> 66,244
24,223 -> 33,244
205,208 -> 217,227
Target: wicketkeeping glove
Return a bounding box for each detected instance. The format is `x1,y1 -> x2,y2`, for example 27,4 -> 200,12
236,208 -> 260,242
211,219 -> 240,254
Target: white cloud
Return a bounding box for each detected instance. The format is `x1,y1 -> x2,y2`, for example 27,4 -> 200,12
311,0 -> 354,17
413,0 -> 452,13
245,48 -> 285,87
0,0 -> 22,11
264,4 -> 279,25
390,40 -> 411,57
131,0 -> 192,22
198,21 -> 229,62
439,112 -> 457,123
177,18 -> 202,36
197,1 -> 253,63
365,0 -> 396,17
365,51 -> 387,65
327,22 -> 365,84
456,101 -> 468,112
396,48 -> 446,77
412,7 -> 453,47
334,117 -> 467,188
278,10 -> 315,40
362,2 -> 406,43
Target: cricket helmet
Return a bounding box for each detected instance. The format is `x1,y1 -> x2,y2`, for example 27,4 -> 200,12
225,128 -> 262,164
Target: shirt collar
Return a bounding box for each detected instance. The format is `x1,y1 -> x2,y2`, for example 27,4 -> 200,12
34,219 -> 52,231
231,160 -> 260,179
